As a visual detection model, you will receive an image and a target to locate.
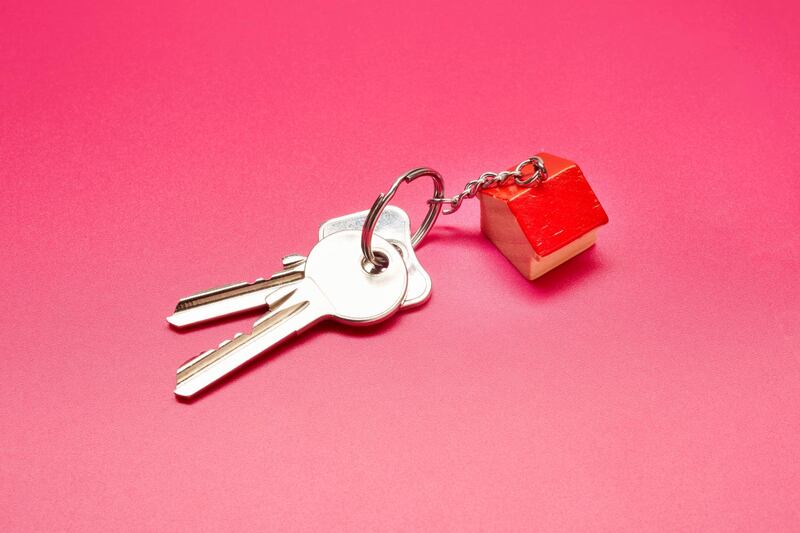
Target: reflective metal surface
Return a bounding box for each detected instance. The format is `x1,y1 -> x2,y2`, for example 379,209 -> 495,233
174,231 -> 408,397
166,256 -> 305,327
320,206 -> 431,308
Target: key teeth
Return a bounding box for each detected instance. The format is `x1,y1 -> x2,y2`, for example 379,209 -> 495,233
217,331 -> 245,348
177,348 -> 214,375
175,299 -> 311,397
282,254 -> 306,268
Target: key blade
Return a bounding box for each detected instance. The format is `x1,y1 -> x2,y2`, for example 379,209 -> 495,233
174,283 -> 331,397
167,261 -> 305,328
166,275 -> 301,327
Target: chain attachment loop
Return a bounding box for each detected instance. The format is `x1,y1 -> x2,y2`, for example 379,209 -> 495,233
429,156 -> 548,215
513,156 -> 548,186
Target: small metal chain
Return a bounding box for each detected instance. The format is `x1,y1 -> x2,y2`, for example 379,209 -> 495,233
429,156 -> 548,215
361,155 -> 549,268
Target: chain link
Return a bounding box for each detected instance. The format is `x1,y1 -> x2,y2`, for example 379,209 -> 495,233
361,155 -> 549,266
429,156 -> 548,215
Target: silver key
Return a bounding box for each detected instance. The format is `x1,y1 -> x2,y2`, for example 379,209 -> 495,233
174,230 -> 409,398
166,206 -> 430,327
166,254 -> 305,327
319,205 -> 430,307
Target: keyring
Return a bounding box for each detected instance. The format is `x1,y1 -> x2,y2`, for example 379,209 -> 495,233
361,167 -> 445,268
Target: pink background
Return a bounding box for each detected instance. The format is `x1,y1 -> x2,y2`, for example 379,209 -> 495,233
2,0 -> 799,530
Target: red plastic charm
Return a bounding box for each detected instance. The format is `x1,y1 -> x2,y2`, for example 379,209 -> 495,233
479,153 -> 608,279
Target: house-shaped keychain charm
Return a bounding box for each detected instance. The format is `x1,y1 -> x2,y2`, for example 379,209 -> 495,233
479,153 -> 609,280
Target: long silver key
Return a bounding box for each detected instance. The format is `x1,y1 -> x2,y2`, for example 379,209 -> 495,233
166,206 -> 430,327
174,230 -> 409,398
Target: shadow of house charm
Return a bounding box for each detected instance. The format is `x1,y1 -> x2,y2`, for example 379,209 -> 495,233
479,153 -> 609,280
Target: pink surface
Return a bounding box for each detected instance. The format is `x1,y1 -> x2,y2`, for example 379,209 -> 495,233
1,0 -> 799,530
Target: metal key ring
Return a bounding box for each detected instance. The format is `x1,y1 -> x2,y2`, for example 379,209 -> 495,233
361,167 -> 445,268
514,156 -> 548,186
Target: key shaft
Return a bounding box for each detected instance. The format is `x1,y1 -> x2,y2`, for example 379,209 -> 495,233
174,231 -> 408,397
167,257 -> 305,327
175,284 -> 330,397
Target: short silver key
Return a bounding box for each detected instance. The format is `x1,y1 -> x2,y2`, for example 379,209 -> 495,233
174,230 -> 409,398
166,254 -> 305,327
167,206 -> 430,327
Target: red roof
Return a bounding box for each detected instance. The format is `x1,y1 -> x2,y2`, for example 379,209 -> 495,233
480,153 -> 608,257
